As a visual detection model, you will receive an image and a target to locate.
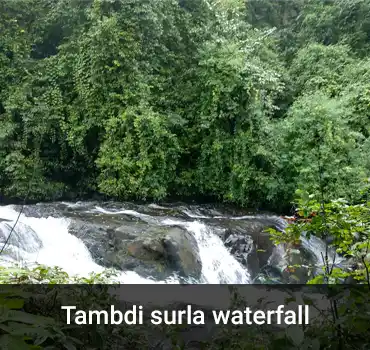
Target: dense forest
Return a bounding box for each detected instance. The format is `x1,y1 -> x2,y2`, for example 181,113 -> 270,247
1,0 -> 369,212
1,1 -> 370,348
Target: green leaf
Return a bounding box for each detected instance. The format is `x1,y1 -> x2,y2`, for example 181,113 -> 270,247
63,339 -> 77,350
310,338 -> 320,350
0,322 -> 53,339
0,334 -> 31,350
285,297 -> 296,304
0,299 -> 25,310
4,310 -> 54,325
286,326 -> 304,346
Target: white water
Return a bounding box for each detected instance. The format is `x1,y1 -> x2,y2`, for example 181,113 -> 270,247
300,233 -> 344,266
162,219 -> 251,283
0,205 -> 250,284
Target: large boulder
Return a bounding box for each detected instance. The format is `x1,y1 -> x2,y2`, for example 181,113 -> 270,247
67,218 -> 202,280
126,231 -> 165,261
68,220 -> 169,278
120,225 -> 202,279
162,227 -> 202,278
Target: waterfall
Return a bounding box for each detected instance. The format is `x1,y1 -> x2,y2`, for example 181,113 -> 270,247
0,202 -> 342,284
0,205 -> 111,277
162,219 -> 251,284
0,204 -> 250,284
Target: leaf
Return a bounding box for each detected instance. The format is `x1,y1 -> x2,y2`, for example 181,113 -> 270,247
271,337 -> 291,348
302,297 -> 314,306
63,339 -> 77,350
34,336 -> 48,346
310,338 -> 320,350
286,326 -> 304,346
0,290 -> 32,299
65,336 -> 83,346
5,310 -> 54,325
285,297 -> 296,304
0,334 -> 31,350
1,299 -> 25,310
0,322 -> 53,339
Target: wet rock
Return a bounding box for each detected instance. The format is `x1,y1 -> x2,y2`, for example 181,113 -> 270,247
281,246 -> 317,284
114,222 -> 150,240
266,242 -> 332,284
67,218 -> 202,279
126,236 -> 165,261
0,221 -> 43,253
223,224 -> 275,276
67,220 -> 169,277
162,227 -> 202,279
67,220 -> 110,261
224,232 -> 258,275
115,225 -> 202,279
19,203 -> 65,218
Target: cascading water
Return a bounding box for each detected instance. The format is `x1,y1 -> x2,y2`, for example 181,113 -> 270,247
162,219 -> 251,284
0,202 -> 344,284
0,204 -> 251,284
0,205 -> 112,277
300,232 -> 345,266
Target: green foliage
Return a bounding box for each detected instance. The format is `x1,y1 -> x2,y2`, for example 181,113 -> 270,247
0,0 -> 369,210
272,91 -> 368,203
247,0 -> 370,60
2,1 -> 370,348
296,0 -> 370,56
0,263 -> 118,349
0,291 -> 57,350
270,187 -> 370,285
97,106 -> 181,200
0,264 -> 118,284
266,186 -> 370,348
289,44 -> 354,96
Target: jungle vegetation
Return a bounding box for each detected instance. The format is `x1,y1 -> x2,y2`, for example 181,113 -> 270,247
1,1 -> 370,348
1,0 -> 369,212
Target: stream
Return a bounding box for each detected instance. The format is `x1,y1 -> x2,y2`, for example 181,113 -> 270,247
0,201 -> 345,284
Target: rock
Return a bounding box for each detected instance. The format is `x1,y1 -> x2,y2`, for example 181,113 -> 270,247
162,227 -> 202,278
126,238 -> 165,261
223,224 -> 275,275
112,224 -> 202,279
68,220 -> 169,277
19,204 -> 65,218
0,221 -> 43,253
113,222 -> 150,240
68,220 -> 110,261
224,232 -> 260,278
67,218 -> 202,280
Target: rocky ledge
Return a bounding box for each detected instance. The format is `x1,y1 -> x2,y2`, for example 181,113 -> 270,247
68,219 -> 202,280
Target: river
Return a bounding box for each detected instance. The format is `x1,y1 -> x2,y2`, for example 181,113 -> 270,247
0,201 -> 343,284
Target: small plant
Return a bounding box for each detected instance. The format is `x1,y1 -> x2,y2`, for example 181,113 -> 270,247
0,263 -> 121,349
0,264 -> 119,284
